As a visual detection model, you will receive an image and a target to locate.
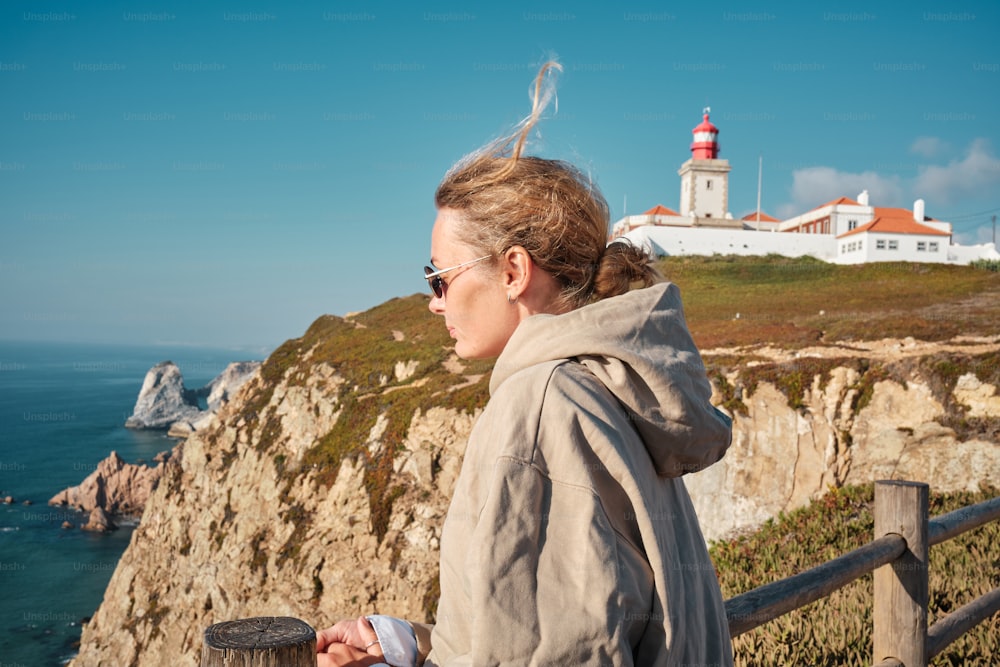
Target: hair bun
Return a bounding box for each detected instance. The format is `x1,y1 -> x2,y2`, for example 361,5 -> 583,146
591,241 -> 662,301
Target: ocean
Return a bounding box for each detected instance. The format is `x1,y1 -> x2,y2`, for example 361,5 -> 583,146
0,341 -> 266,666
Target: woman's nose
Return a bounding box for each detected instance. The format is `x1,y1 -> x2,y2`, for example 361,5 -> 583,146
428,292 -> 445,314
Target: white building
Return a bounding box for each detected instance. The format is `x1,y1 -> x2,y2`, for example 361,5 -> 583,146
615,112 -> 999,265
833,201 -> 952,264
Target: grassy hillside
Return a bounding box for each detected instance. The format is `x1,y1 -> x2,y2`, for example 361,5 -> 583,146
656,255 -> 1000,349
712,484 -> 1000,666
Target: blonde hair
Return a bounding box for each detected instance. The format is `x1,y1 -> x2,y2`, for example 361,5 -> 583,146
435,62 -> 661,311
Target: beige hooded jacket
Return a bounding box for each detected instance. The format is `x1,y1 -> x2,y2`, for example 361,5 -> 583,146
421,282 -> 734,666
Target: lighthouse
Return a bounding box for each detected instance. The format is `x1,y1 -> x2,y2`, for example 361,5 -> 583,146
690,109 -> 720,159
678,107 -> 732,220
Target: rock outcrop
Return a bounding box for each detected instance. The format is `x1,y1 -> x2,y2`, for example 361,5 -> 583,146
83,507 -> 117,532
69,296 -> 1000,667
124,361 -> 201,429
687,359 -> 1000,541
49,451 -> 165,517
203,361 -> 262,411
125,360 -> 261,436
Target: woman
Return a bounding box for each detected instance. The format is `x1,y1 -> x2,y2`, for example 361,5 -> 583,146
317,62 -> 734,667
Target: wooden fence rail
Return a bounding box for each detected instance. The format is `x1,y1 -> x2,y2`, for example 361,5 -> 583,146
204,480 -> 999,666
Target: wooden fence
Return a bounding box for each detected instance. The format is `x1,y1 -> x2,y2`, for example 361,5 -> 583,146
726,480 -> 1000,666
204,479 -> 1000,666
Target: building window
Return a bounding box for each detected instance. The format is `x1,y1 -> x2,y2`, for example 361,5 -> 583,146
706,180 -> 713,190
876,239 -> 886,250
929,242 -> 939,252
889,240 -> 898,250
848,219 -> 858,231
917,241 -> 927,252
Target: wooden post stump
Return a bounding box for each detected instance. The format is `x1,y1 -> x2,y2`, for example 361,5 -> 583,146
202,616 -> 316,667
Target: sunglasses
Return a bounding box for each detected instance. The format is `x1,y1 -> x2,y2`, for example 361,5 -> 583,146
423,255 -> 491,298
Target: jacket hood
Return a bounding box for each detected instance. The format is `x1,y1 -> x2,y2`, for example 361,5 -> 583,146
491,282 -> 731,476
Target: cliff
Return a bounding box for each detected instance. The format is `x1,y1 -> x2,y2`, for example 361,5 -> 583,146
690,337 -> 1000,540
70,295 -> 1000,666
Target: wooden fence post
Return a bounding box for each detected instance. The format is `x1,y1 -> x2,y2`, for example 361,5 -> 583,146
202,616 -> 316,667
873,480 -> 928,667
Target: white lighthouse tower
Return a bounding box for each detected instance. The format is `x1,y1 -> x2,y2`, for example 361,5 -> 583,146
678,108 -> 732,221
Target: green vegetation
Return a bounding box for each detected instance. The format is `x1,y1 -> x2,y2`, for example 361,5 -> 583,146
923,351 -> 1000,441
733,356 -> 850,412
657,255 -> 1000,349
712,483 -> 1000,666
970,258 -> 1000,272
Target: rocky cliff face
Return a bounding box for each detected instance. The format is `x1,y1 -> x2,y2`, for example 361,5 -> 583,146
688,337 -> 1000,540
70,297 -> 1000,666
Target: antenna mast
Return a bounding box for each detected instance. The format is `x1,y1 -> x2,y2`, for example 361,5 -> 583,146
755,154 -> 763,231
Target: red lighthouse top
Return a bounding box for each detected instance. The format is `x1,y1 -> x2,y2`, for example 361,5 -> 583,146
690,107 -> 720,159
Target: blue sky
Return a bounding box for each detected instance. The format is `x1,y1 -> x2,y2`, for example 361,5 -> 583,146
2,1 -> 998,351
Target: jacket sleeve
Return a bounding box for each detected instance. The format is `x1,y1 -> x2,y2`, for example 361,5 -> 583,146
438,456 -> 639,666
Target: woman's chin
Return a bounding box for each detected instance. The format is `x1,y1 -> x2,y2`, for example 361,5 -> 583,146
454,341 -> 495,361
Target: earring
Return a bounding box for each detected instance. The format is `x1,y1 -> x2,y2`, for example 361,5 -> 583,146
507,293 -> 518,304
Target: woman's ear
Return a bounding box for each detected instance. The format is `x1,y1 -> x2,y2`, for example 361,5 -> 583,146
500,245 -> 532,299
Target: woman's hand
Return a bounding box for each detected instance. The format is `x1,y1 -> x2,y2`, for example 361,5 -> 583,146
316,616 -> 386,666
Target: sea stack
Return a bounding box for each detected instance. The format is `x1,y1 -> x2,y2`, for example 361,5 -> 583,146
125,360 -> 261,436
125,361 -> 201,429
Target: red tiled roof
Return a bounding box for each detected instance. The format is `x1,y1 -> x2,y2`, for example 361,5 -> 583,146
838,207 -> 951,239
643,204 -> 680,216
811,196 -> 862,211
740,211 -> 779,223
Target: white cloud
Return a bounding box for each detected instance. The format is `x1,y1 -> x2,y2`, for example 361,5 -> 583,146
776,166 -> 903,218
775,138 -> 1000,219
913,138 -> 1000,205
954,222 -> 997,247
909,136 -> 950,158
